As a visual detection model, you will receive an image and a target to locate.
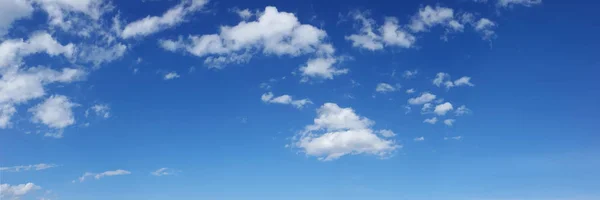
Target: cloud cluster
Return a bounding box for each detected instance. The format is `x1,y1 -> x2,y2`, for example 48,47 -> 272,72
261,92 -> 312,109
375,83 -> 398,93
159,6 -> 346,81
292,103 -> 399,161
433,72 -> 475,89
0,183 -> 41,199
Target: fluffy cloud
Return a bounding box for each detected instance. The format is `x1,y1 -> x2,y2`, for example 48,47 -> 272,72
261,92 -> 312,109
408,6 -> 460,32
0,163 -> 58,172
377,129 -> 396,138
0,32 -> 75,67
159,6 -> 346,81
345,12 -> 415,50
408,92 -> 436,105
0,0 -> 34,36
0,104 -> 16,128
414,137 -> 425,141
0,183 -> 41,199
474,18 -> 496,40
29,95 -> 77,131
164,72 -> 180,80
121,0 -> 209,38
455,105 -> 472,116
375,83 -> 397,93
498,0 -> 542,7
34,0 -> 111,30
292,103 -> 398,161
86,104 -> 110,118
421,103 -> 433,113
423,117 -> 437,124
406,88 -> 415,94
151,168 -> 178,176
444,119 -> 456,126
434,102 -> 454,116
403,70 -> 418,79
433,72 -> 475,89
76,169 -> 131,183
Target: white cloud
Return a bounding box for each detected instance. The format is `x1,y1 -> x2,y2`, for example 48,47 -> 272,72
406,88 -> 415,94
164,72 -> 180,80
377,129 -> 396,138
0,32 -> 75,67
434,102 -> 454,116
433,72 -> 475,89
414,137 -> 425,141
403,70 -> 418,79
474,18 -> 496,40
444,119 -> 456,126
261,92 -> 312,109
455,105 -> 472,116
375,83 -> 397,93
423,117 -> 438,124
421,103 -> 433,113
408,6 -> 459,33
498,0 -> 542,7
121,0 -> 209,38
408,92 -> 436,105
0,163 -> 58,172
34,0 -> 111,31
233,8 -> 253,20
0,183 -> 41,199
345,12 -> 415,50
0,104 -> 16,128
29,95 -> 77,130
404,105 -> 411,114
444,136 -> 463,140
159,6 -> 345,81
292,103 -> 398,161
86,104 -> 110,118
76,169 -> 131,183
0,0 -> 34,36
151,168 -> 178,176
77,43 -> 127,67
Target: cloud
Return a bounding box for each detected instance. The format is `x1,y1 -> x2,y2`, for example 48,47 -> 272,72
444,119 -> 456,126
164,72 -> 180,80
0,32 -> 75,67
0,164 -> 58,172
121,0 -> 209,38
498,0 -> 542,7
421,103 -> 433,113
455,105 -> 472,116
86,104 -> 110,118
414,137 -> 425,141
345,11 -> 415,50
0,0 -> 34,36
423,117 -> 438,124
474,18 -> 496,40
0,104 -> 16,128
377,129 -> 396,138
406,88 -> 415,94
76,169 -> 131,183
28,95 -> 77,135
233,8 -> 253,20
375,83 -> 397,93
159,6 -> 345,81
403,70 -> 418,79
0,183 -> 41,199
444,136 -> 463,140
292,103 -> 399,161
34,0 -> 112,30
408,6 -> 459,32
151,168 -> 179,176
433,72 -> 475,89
408,92 -> 436,105
261,92 -> 312,109
434,102 -> 454,116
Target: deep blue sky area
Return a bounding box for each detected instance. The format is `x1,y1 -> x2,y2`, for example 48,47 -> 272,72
1,0 -> 599,200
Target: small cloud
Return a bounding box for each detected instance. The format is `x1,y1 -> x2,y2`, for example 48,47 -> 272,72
434,102 -> 453,116
151,168 -> 179,176
377,129 -> 396,138
375,83 -> 397,93
408,92 -> 436,105
403,69 -> 418,79
261,92 -> 312,109
455,105 -> 472,116
444,119 -> 455,126
423,117 -> 438,124
406,88 -> 415,94
414,137 -> 425,141
0,163 -> 58,172
164,72 -> 180,80
444,136 -> 463,140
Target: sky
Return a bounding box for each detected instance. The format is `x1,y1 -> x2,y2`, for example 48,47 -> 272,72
1,0 -> 599,199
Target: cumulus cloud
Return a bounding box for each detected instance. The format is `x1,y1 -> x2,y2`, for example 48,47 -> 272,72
261,92 -> 312,109
121,0 -> 209,38
474,18 -> 496,40
0,0 -> 34,36
345,11 -> 415,50
33,0 -> 112,30
406,88 -> 415,94
433,72 -> 475,89
408,92 -> 436,105
164,72 -> 180,80
421,103 -> 433,113
0,104 -> 16,128
444,119 -> 456,126
408,5 -> 460,33
159,6 -> 346,81
0,163 -> 58,172
292,103 -> 399,161
377,129 -> 396,138
29,95 -> 77,131
375,83 -> 397,93
423,117 -> 438,124
434,102 -> 454,116
86,104 -> 110,118
76,169 -> 131,183
0,183 -> 41,199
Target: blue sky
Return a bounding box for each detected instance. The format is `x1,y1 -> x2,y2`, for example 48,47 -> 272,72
1,0 -> 599,199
